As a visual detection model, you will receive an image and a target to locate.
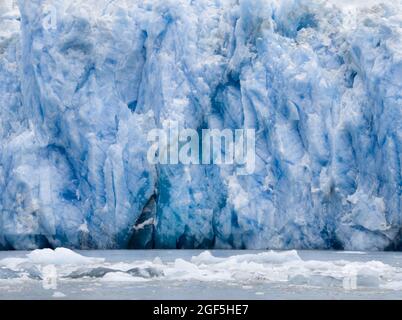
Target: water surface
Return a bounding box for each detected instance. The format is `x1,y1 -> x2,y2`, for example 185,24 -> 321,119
0,249 -> 401,300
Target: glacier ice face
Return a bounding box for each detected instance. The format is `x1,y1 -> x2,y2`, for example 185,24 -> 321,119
0,0 -> 402,250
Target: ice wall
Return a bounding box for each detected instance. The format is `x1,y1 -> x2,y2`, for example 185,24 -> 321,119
0,0 -> 401,250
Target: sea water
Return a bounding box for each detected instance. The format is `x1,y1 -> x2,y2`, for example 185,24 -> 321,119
0,249 -> 401,300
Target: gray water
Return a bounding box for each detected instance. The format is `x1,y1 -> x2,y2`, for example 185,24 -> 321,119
0,249 -> 402,300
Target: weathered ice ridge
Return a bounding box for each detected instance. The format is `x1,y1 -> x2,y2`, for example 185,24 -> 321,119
0,0 -> 402,250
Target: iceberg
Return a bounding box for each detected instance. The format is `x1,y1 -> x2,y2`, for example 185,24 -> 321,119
0,0 -> 402,250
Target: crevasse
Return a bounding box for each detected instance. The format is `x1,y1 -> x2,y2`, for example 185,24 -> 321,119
0,0 -> 402,250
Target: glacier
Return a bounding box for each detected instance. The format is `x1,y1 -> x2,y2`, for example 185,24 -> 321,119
1,0 -> 402,251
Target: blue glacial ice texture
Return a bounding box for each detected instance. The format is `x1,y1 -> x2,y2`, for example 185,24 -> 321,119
0,0 -> 402,250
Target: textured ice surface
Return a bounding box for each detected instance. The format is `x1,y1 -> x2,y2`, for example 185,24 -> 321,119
1,0 -> 402,250
1,249 -> 402,299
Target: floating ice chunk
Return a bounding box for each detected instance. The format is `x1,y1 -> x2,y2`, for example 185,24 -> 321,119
343,275 -> 357,290
67,267 -> 117,279
382,281 -> 402,291
165,258 -> 233,282
229,251 -> 302,264
356,273 -> 380,288
167,258 -> 203,279
0,261 -> 42,279
66,266 -> 164,279
52,292 -> 66,298
0,258 -> 27,269
21,265 -> 43,280
0,267 -> 20,279
191,250 -> 301,265
289,274 -> 342,287
27,248 -> 104,265
42,265 -> 58,290
126,267 -> 164,278
190,251 -> 226,264
101,272 -> 150,282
